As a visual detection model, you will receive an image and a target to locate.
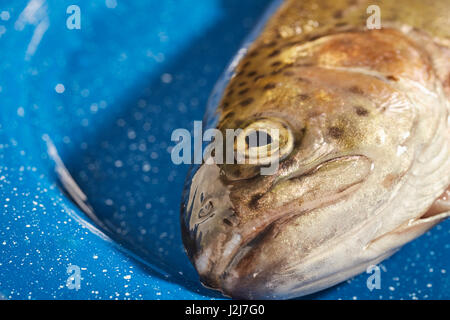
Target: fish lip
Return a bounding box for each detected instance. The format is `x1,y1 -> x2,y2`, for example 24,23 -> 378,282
206,155 -> 372,294
261,154 -> 372,207
280,154 -> 369,182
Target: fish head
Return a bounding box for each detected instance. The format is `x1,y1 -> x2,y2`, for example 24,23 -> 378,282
181,29 -> 440,299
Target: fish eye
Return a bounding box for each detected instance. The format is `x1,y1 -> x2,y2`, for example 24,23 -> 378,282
234,118 -> 294,165
245,130 -> 273,147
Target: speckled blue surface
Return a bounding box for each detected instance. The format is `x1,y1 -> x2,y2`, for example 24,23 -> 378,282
0,0 -> 448,300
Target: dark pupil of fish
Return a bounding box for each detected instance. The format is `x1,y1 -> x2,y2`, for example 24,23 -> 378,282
245,130 -> 272,147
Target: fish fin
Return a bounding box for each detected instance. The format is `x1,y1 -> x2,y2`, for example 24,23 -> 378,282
366,187 -> 450,253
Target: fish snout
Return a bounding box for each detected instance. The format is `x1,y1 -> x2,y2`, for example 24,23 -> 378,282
181,164 -> 244,290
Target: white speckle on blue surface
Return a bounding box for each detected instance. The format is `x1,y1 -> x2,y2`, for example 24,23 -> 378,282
17,107 -> 25,117
90,103 -> 99,113
105,0 -> 118,9
1,11 -> 10,21
55,84 -> 65,93
81,119 -> 89,127
161,73 -> 173,84
0,26 -> 6,37
81,89 -> 90,98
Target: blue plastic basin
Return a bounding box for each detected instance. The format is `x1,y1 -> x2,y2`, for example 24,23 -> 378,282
0,0 -> 448,300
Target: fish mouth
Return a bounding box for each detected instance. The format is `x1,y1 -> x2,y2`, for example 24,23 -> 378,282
256,155 -> 373,212
196,155 -> 373,295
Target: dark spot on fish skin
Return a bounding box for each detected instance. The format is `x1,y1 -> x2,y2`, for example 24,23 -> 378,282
298,94 -> 309,101
275,63 -> 294,75
387,75 -> 398,81
281,40 -> 303,49
335,22 -> 348,27
333,10 -> 343,19
249,193 -> 264,210
328,126 -> 344,139
223,111 -> 235,120
236,70 -> 245,77
354,106 -> 369,116
228,89 -> 234,96
382,173 -> 399,189
296,62 -> 314,67
234,119 -> 245,128
254,74 -> 266,82
268,49 -> 281,58
240,97 -> 254,107
223,102 -> 229,109
247,71 -> 257,77
232,166 -> 242,177
263,40 -> 278,48
263,83 -> 276,91
271,70 -> 282,76
308,34 -> 322,41
223,218 -> 233,226
242,61 -> 251,69
308,110 -> 321,118
283,71 -> 295,77
334,37 -> 353,47
238,88 -> 249,96
238,81 -> 247,87
279,157 -> 296,171
271,61 -> 282,67
297,77 -> 311,84
349,86 -> 364,94
248,50 -> 259,57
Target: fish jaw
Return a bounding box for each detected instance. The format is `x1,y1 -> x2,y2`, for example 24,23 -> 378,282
217,191 -> 450,300
181,155 -> 374,295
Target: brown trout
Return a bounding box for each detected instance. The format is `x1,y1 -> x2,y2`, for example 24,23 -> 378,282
180,0 -> 450,299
